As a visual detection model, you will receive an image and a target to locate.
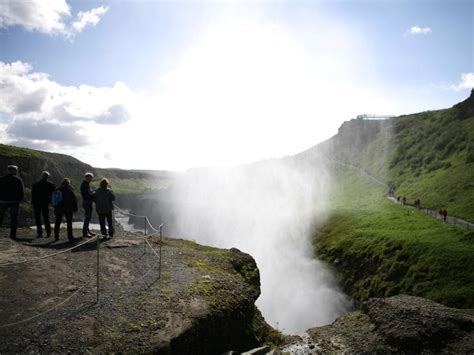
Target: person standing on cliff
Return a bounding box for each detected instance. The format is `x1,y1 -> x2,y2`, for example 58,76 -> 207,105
95,178 -> 115,239
0,165 -> 24,240
31,171 -> 55,238
81,172 -> 96,238
53,178 -> 78,242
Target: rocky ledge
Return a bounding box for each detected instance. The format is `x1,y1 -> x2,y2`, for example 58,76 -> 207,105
282,294 -> 474,354
0,228 -> 280,354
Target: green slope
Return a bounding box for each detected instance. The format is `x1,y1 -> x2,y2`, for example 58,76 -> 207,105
0,143 -> 173,225
314,164 -> 474,308
307,92 -> 474,309
301,91 -> 474,221
0,143 -> 170,193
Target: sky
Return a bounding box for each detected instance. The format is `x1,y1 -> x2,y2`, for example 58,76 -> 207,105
0,0 -> 472,171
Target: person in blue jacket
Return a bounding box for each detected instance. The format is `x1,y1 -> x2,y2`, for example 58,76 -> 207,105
53,178 -> 78,241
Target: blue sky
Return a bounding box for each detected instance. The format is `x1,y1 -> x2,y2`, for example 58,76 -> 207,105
0,0 -> 472,170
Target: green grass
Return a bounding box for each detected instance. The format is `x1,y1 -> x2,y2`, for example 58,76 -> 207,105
314,166 -> 474,308
312,94 -> 474,221
0,144 -> 41,159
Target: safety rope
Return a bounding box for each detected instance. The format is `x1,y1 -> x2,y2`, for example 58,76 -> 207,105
114,204 -> 163,234
0,236 -> 99,268
0,274 -> 94,329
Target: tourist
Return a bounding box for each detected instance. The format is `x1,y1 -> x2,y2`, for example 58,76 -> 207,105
0,165 -> 24,240
53,178 -> 78,241
95,178 -> 115,239
81,172 -> 96,238
31,171 -> 56,238
443,209 -> 448,222
402,196 -> 406,205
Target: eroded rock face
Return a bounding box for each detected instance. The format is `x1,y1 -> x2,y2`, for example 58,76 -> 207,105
283,295 -> 474,354
363,295 -> 474,353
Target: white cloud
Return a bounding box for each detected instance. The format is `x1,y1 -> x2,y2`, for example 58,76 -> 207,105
407,25 -> 432,35
70,6 -> 109,35
0,0 -> 70,34
0,0 -> 108,38
0,15 -> 429,170
0,61 -> 137,149
443,72 -> 474,91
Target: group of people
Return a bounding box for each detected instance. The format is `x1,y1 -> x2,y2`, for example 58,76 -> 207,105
0,165 -> 115,241
393,193 -> 450,222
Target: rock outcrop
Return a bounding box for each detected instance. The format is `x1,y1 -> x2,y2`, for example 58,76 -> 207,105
0,229 -> 280,354
282,295 -> 474,353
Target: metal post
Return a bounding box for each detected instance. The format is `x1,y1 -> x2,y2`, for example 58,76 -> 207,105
96,236 -> 100,303
159,224 -> 163,279
112,210 -> 116,236
143,217 -> 147,254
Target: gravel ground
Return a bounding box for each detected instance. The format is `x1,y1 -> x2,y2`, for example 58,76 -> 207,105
0,226 -> 207,353
0,222 -> 267,354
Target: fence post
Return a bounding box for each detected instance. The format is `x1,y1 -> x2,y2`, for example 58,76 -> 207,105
96,235 -> 100,303
159,224 -> 163,279
143,217 -> 147,254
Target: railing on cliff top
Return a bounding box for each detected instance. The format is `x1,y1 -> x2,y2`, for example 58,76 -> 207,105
356,114 -> 395,120
0,206 -> 164,329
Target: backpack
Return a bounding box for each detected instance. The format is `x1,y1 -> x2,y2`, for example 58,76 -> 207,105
51,190 -> 63,207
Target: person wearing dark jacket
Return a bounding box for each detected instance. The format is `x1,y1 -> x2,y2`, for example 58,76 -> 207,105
53,178 -> 78,241
95,178 -> 115,239
31,171 -> 56,238
80,172 -> 96,238
0,165 -> 24,240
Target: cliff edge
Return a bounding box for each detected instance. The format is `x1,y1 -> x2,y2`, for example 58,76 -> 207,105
0,228 -> 280,354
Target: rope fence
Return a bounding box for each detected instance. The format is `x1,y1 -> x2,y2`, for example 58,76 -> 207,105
0,205 -> 164,329
0,236 -> 98,267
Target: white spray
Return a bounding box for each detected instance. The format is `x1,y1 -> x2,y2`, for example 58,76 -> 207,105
167,156 -> 351,334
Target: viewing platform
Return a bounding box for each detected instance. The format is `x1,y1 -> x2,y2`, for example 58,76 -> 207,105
356,114 -> 395,120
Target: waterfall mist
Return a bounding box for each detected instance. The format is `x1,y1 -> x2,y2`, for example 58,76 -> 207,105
166,156 -> 351,334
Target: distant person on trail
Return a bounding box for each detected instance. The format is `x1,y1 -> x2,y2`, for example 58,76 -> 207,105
443,209 -> 448,222
414,199 -> 421,209
402,196 -> 406,205
438,209 -> 443,220
81,172 -> 96,238
31,171 -> 56,239
53,178 -> 78,241
95,178 -> 115,239
397,196 -> 401,203
0,165 -> 24,240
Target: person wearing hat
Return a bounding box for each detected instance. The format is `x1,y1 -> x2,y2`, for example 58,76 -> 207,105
31,171 -> 56,238
0,165 -> 24,240
80,172 -> 96,238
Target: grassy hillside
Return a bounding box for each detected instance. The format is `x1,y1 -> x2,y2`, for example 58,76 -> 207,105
0,143 -> 173,225
314,164 -> 474,309
301,91 -> 474,221
0,144 -> 170,193
308,93 -> 474,310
